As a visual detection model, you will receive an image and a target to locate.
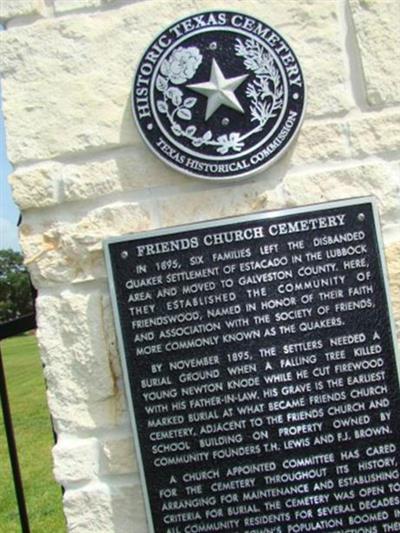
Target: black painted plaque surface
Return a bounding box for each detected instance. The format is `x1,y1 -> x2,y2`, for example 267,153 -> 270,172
105,198 -> 400,533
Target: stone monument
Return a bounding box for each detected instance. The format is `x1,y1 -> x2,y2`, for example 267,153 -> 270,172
0,1 -> 399,531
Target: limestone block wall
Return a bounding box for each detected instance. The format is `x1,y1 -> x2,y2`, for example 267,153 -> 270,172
0,0 -> 399,531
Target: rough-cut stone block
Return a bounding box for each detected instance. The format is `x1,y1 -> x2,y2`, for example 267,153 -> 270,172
0,0 -> 348,165
290,121 -> 350,166
20,202 -> 152,285
36,291 -> 126,432
54,0 -> 114,14
64,484 -> 113,532
349,110 -> 400,157
53,437 -> 99,484
0,0 -> 45,21
11,119 -> 356,208
100,433 -> 138,475
111,484 -> 147,533
61,147 -> 185,203
350,0 -> 400,106
9,164 -> 60,209
9,148 -> 185,208
159,161 -> 399,230
386,241 -> 400,336
64,482 -> 146,533
50,397 -> 125,434
159,180 -> 284,227
0,11 -> 142,164
281,163 -> 399,223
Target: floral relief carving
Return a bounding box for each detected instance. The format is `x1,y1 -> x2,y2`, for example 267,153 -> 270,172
155,41 -> 284,156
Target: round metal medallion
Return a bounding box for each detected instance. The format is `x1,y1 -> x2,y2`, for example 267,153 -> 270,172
132,11 -> 306,180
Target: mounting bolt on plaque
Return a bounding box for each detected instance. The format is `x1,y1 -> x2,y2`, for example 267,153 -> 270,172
132,11 -> 306,180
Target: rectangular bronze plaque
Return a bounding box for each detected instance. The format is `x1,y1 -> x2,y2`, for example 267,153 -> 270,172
105,198 -> 400,533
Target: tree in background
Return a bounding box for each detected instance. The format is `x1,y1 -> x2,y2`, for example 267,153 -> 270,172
0,249 -> 34,323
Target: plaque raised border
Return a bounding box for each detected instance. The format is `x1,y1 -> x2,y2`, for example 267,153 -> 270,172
131,10 -> 306,180
104,197 -> 400,532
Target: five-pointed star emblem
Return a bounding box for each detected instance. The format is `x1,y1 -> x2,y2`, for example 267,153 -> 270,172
187,58 -> 248,120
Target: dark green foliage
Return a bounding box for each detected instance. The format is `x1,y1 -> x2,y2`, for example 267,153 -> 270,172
0,250 -> 34,323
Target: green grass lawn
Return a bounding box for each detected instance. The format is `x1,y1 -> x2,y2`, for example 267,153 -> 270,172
0,334 -> 65,532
